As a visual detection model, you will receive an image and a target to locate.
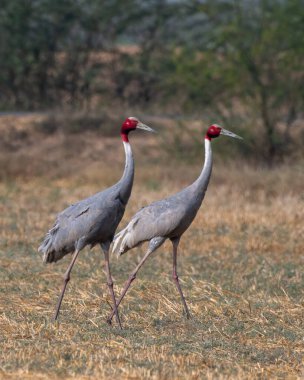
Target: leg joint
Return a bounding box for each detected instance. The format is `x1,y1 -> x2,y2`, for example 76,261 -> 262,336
63,273 -> 70,282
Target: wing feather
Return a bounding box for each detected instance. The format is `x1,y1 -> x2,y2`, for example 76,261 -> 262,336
113,198 -> 186,255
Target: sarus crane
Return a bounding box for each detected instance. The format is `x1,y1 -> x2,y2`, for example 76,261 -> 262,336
110,124 -> 242,324
38,117 -> 156,328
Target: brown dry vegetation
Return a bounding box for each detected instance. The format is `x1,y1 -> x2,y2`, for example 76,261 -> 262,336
0,114 -> 304,379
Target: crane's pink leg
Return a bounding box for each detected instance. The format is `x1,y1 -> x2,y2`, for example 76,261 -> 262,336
101,244 -> 122,329
171,238 -> 190,319
54,248 -> 81,321
107,237 -> 165,324
106,249 -> 153,324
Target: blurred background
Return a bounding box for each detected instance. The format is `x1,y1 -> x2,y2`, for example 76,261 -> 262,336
0,0 -> 304,175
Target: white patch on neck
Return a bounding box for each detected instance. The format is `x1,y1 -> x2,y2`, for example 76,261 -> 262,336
204,138 -> 211,159
123,141 -> 133,160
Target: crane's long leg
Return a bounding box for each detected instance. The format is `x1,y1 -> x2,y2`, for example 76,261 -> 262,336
106,248 -> 153,324
101,243 -> 122,329
107,237 -> 165,324
171,238 -> 190,319
54,248 -> 81,321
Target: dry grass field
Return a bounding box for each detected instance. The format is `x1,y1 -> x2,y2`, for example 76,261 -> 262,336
1,114 -> 304,379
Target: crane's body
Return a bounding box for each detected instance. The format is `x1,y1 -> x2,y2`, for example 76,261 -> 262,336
109,125 -> 242,324
38,117 -> 155,328
113,139 -> 212,255
40,141 -> 134,264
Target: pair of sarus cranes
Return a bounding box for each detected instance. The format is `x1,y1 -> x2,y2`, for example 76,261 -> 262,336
39,117 -> 242,329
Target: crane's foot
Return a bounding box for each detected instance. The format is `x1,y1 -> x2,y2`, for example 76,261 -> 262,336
185,310 -> 191,319
116,316 -> 123,330
53,302 -> 62,322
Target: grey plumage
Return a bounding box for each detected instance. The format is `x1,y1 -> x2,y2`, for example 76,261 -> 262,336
113,138 -> 213,256
38,117 -> 155,326
109,125 -> 242,324
39,172 -> 132,264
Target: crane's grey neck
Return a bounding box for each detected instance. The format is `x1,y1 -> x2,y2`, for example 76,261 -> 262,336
190,138 -> 213,200
118,141 -> 134,204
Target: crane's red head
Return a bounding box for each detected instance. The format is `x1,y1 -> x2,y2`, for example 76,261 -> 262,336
205,124 -> 243,141
205,124 -> 222,140
121,116 -> 156,142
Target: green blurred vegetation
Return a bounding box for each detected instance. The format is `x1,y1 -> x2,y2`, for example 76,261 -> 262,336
0,0 -> 304,162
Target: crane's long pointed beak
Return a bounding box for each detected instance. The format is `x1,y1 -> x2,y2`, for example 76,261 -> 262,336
137,122 -> 157,133
220,128 -> 243,140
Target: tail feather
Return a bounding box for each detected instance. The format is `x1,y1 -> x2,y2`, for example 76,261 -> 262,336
112,218 -> 139,257
38,232 -> 55,263
112,228 -> 127,255
38,243 -> 67,263
38,223 -> 66,263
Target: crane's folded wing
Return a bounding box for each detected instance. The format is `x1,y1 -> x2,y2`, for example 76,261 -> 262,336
115,200 -> 186,253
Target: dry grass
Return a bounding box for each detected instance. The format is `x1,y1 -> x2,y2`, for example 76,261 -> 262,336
1,115 -> 304,379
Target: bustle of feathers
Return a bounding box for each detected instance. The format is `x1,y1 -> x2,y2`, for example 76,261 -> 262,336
38,221 -> 64,263
112,218 -> 139,257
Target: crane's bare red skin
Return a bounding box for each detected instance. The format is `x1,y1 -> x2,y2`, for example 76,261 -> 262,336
121,118 -> 138,142
205,124 -> 221,140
